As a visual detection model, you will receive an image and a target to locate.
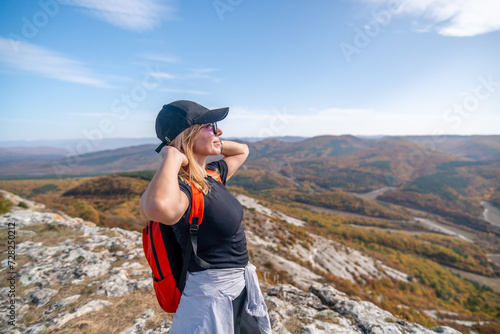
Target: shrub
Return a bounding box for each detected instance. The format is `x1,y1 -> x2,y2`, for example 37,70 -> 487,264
18,201 -> 29,209
73,200 -> 99,223
0,196 -> 13,214
30,184 -> 59,196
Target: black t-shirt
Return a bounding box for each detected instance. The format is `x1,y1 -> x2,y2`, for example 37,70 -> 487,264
171,159 -> 249,272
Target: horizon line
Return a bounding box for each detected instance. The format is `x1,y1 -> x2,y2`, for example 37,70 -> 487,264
2,133 -> 500,144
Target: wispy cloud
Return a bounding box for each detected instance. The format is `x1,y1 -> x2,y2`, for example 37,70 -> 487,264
0,117 -> 66,124
151,72 -> 176,80
362,0 -> 500,36
60,0 -> 176,31
139,53 -> 179,63
62,112 -> 116,117
0,37 -> 112,87
63,110 -> 157,121
185,68 -> 221,83
188,68 -> 218,79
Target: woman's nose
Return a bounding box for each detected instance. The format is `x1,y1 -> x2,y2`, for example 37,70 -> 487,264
216,127 -> 223,136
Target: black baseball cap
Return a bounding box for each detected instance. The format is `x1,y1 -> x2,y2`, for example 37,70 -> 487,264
155,100 -> 229,153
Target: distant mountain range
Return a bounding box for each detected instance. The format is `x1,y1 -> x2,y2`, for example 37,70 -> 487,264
0,135 -> 306,152
0,135 -> 499,178
0,137 -> 159,150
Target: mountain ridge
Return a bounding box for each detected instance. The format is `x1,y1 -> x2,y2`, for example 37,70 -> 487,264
1,135 -> 499,178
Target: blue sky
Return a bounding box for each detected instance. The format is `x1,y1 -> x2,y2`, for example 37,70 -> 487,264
1,0 -> 499,146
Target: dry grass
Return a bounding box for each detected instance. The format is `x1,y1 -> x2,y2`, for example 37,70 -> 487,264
314,310 -> 341,325
0,178 -> 89,199
18,275 -> 108,325
284,317 -> 302,334
23,222 -> 88,245
41,289 -> 173,334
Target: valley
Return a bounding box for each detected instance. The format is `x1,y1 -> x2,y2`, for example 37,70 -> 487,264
481,200 -> 500,228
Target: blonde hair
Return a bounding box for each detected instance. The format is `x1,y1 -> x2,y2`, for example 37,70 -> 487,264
170,124 -> 212,194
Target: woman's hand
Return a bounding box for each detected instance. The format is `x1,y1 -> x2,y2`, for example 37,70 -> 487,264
220,140 -> 249,180
161,146 -> 188,167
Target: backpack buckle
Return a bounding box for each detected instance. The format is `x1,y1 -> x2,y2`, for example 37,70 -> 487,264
189,223 -> 199,235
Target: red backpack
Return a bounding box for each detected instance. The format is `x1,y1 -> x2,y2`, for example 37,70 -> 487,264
142,170 -> 222,313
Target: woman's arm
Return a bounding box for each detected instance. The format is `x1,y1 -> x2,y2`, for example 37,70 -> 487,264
140,147 -> 190,225
221,140 -> 249,180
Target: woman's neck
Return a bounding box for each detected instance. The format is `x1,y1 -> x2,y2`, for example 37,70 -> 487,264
192,153 -> 207,176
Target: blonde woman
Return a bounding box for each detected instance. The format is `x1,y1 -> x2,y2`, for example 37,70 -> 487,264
140,100 -> 271,334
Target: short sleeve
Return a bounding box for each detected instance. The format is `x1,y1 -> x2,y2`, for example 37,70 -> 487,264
178,176 -> 192,200
177,177 -> 192,222
206,159 -> 228,185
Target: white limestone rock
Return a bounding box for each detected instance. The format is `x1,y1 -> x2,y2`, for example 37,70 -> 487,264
51,300 -> 112,328
120,308 -> 155,334
26,288 -> 58,307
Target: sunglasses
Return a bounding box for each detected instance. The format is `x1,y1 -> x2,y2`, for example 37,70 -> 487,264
203,122 -> 218,135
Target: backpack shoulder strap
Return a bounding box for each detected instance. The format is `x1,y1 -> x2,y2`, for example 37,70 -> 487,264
185,169 -> 220,227
206,169 -> 222,183
178,172 -> 222,290
182,178 -> 216,274
188,181 -> 205,227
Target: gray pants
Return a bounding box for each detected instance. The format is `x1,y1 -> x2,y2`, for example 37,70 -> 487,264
170,263 -> 270,334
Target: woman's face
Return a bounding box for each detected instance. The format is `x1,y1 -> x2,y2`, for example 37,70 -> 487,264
193,123 -> 223,156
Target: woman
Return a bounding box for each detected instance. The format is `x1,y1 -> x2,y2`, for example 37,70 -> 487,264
140,100 -> 271,334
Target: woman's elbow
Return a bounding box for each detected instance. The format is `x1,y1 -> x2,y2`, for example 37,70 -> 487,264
242,144 -> 250,157
139,194 -> 152,220
237,143 -> 249,160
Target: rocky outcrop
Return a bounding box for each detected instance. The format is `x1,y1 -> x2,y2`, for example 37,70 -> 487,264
0,191 -> 461,333
238,193 -> 411,288
266,284 -> 462,334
